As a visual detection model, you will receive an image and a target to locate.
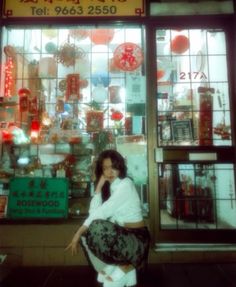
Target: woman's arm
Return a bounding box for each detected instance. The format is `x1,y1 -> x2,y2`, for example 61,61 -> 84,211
83,178 -> 134,226
88,175 -> 107,213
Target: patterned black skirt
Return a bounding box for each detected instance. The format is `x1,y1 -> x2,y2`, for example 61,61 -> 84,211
81,219 -> 150,270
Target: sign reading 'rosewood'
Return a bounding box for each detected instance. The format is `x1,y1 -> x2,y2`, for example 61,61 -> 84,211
8,178 -> 68,219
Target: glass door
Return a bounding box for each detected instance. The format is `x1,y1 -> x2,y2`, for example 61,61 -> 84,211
155,28 -> 236,241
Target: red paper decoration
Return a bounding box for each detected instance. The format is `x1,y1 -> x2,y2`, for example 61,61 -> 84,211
18,88 -> 31,112
55,43 -> 85,67
30,119 -> 40,141
170,35 -> 190,54
90,29 -> 114,45
4,58 -> 14,97
86,111 -> 104,132
28,97 -> 38,115
113,42 -> 143,72
66,74 -> 80,101
198,92 -> 213,146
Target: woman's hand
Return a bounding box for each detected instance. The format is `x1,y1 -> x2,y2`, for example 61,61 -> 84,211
65,233 -> 80,255
95,175 -> 107,193
65,225 -> 88,255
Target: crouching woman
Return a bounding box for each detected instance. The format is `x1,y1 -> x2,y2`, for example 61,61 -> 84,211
66,149 -> 150,287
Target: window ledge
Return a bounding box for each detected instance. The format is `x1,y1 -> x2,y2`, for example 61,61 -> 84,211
155,243 -> 236,251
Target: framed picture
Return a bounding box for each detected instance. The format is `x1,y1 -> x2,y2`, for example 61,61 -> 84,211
171,119 -> 193,142
159,121 -> 172,141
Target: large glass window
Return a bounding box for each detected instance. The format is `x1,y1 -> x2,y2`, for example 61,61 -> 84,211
0,25 -> 148,219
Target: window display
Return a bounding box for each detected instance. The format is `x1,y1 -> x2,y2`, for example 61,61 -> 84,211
0,25 -> 148,219
156,29 -> 231,146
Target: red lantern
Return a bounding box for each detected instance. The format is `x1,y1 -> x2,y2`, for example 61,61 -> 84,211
30,119 -> 40,140
31,119 -> 40,131
170,35 -> 190,54
18,88 -> 31,112
90,29 -> 114,45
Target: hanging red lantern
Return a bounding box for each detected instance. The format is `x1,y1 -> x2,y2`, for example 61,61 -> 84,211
170,35 -> 190,54
18,88 -> 31,112
31,119 -> 40,131
90,29 -> 114,45
30,119 -> 40,141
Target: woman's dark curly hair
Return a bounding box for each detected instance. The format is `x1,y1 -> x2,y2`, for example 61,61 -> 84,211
95,149 -> 127,202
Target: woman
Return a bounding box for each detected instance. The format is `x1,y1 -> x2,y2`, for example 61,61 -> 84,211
66,149 -> 150,287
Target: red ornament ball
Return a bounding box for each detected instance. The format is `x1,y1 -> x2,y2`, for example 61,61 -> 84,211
170,35 -> 190,54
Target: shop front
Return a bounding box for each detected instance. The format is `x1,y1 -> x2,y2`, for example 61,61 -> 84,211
0,0 -> 236,267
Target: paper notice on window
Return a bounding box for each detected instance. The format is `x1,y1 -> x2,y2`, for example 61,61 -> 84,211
126,75 -> 146,104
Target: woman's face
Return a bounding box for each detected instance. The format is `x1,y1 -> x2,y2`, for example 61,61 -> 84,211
102,158 -> 119,183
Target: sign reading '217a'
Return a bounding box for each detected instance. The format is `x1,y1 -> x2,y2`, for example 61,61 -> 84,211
2,0 -> 145,18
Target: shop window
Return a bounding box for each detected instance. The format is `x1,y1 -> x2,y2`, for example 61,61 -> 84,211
0,26 -> 148,220
156,29 -> 231,147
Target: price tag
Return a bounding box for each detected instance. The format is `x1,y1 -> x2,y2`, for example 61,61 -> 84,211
3,0 -> 145,18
